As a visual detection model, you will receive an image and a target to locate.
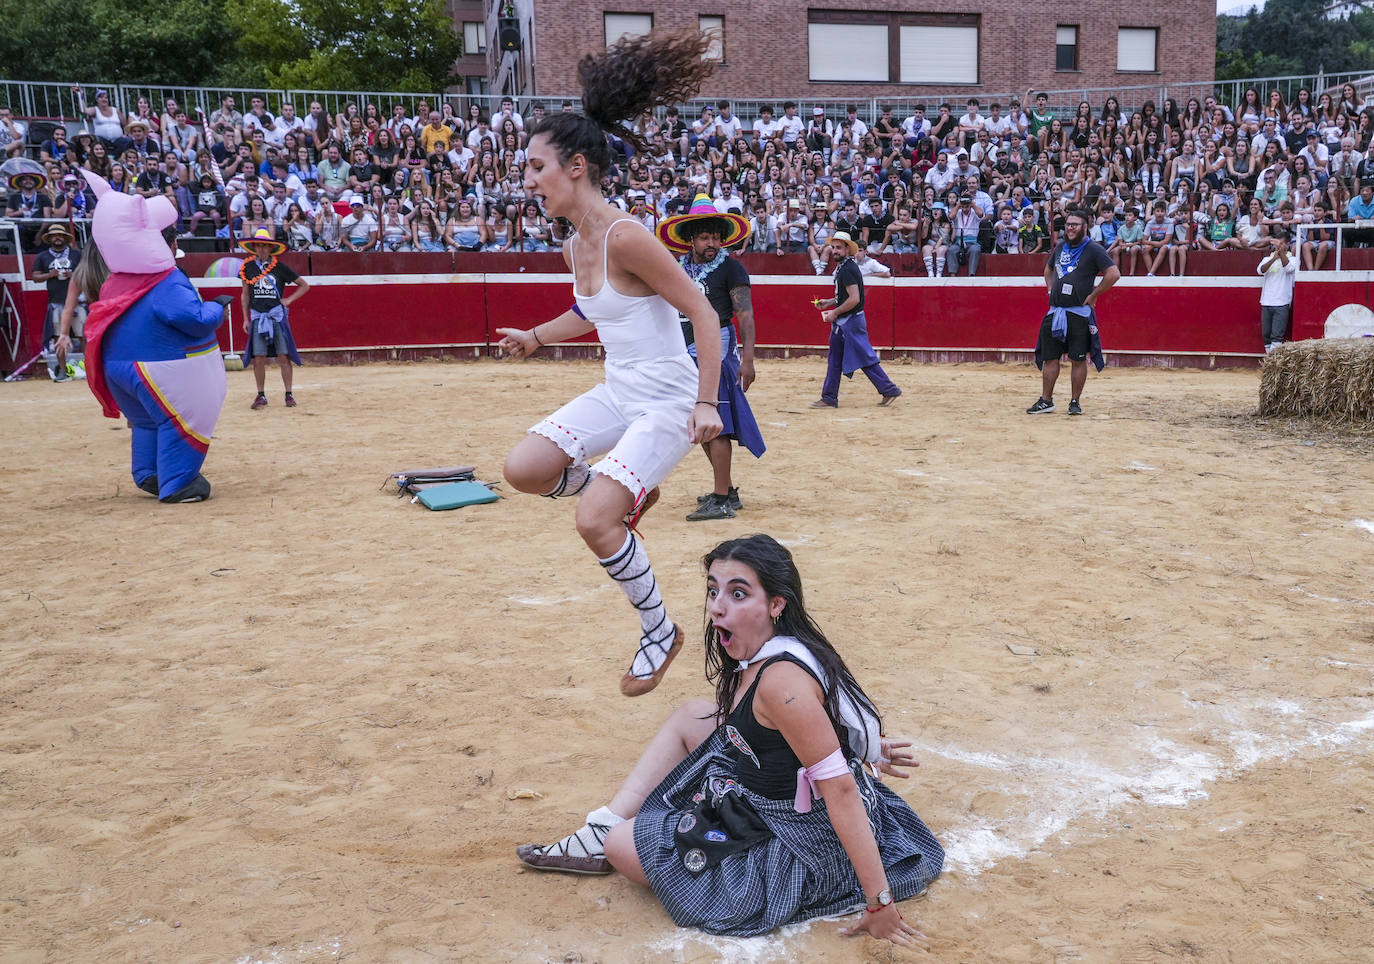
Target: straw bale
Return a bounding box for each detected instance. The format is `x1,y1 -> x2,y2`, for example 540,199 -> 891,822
1259,338 -> 1374,424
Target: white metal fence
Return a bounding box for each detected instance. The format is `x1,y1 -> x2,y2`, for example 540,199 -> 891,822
4,71 -> 1374,132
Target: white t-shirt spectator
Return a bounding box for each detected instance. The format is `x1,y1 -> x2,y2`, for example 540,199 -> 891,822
856,254 -> 891,277
779,113 -> 804,145
242,110 -> 275,137
902,115 -> 931,141
269,114 -> 305,147
925,161 -> 959,194
342,211 -> 378,244
447,144 -> 476,173
844,116 -> 869,140
1258,251 -> 1298,306
495,108 -> 525,131
716,113 -> 743,141
714,192 -> 745,214
984,114 -> 1013,141
1298,143 -> 1330,172
753,117 -> 782,142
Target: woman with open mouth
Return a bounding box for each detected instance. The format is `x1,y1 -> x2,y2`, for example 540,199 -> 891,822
516,534 -> 943,945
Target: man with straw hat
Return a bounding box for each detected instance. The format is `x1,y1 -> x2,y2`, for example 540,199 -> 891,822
658,194 -> 765,520
32,222 -> 82,380
808,231 -> 902,409
5,170 -> 53,252
238,228 -> 309,409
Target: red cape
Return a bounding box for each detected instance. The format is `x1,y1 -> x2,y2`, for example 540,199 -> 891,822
84,269 -> 175,418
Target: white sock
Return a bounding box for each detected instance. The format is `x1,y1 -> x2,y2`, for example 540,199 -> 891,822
599,531 -> 675,679
541,805 -> 624,859
923,255 -> 934,276
542,462 -> 591,498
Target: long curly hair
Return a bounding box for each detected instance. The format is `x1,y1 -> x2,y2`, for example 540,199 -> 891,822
530,30 -> 714,179
702,534 -> 883,760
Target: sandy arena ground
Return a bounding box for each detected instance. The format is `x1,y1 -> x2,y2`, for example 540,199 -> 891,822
2,356 -> 1372,963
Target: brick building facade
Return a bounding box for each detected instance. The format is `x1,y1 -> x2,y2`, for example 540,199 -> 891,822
485,1 -> 1215,102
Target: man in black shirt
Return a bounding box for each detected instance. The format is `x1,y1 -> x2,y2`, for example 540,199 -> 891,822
809,231 -> 901,408
1029,208 -> 1120,415
657,195 -> 765,520
32,223 -> 82,379
238,229 -> 311,409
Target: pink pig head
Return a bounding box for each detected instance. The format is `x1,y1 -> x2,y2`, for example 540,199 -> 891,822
80,170 -> 177,274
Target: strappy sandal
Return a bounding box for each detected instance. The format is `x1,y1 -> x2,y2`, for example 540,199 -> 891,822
620,622 -> 683,697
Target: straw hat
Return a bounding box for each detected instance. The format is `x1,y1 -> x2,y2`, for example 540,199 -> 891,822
656,193 -> 751,254
40,223 -> 73,242
237,227 -> 286,255
11,171 -> 45,190
830,231 -> 860,256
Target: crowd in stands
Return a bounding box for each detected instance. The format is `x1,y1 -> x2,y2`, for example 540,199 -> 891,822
8,82 -> 1374,273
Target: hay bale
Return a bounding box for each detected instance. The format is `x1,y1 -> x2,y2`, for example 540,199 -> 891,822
1259,339 -> 1374,424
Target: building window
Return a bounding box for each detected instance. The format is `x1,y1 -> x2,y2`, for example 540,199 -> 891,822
899,23 -> 978,84
466,76 -> 489,96
463,21 -> 486,55
1117,27 -> 1158,72
1055,25 -> 1077,71
808,10 -> 979,84
808,21 -> 888,81
699,15 -> 724,61
605,12 -> 653,47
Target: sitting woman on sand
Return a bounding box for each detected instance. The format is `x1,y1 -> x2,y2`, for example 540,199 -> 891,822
517,534 -> 943,946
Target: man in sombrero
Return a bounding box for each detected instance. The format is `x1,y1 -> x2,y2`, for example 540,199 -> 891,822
238,228 -> 309,409
5,170 -> 53,252
658,194 -> 765,520
31,222 -> 82,380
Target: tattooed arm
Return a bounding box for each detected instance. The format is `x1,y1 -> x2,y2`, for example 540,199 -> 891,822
730,283 -> 756,391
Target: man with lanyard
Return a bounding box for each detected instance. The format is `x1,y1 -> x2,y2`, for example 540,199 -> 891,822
238,229 -> 310,410
5,171 -> 52,252
32,224 -> 82,380
656,195 -> 766,521
809,231 -> 901,409
1028,207 -> 1120,415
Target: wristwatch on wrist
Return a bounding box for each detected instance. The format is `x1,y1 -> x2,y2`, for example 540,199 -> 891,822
865,888 -> 893,913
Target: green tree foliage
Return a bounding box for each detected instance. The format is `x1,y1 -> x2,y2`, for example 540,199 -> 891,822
0,0 -> 231,85
220,0 -> 462,92
0,0 -> 462,92
1218,0 -> 1374,80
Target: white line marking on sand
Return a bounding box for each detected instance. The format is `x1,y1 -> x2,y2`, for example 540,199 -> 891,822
922,701 -> 1374,876
1354,519 -> 1374,535
1125,461 -> 1157,472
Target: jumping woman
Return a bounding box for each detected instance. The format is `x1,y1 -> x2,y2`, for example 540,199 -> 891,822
496,32 -> 724,697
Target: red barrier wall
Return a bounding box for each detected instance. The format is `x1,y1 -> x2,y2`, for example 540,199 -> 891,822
5,248 -> 1372,376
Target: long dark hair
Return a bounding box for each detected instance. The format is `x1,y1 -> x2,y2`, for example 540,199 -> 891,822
702,534 -> 882,760
530,31 -> 714,179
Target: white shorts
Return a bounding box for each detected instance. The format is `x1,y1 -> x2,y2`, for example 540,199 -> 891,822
530,360 -> 694,507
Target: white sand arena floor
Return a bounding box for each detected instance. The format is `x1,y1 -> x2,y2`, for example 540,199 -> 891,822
1,357 -> 1371,962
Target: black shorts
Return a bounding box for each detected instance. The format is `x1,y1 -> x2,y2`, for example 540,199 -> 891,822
1037,312 -> 1091,362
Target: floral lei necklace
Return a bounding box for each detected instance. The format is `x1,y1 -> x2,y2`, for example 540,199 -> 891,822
239,254 -> 278,284
679,248 -> 727,281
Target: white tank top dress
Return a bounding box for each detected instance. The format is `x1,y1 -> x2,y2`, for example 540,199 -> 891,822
528,217 -> 696,504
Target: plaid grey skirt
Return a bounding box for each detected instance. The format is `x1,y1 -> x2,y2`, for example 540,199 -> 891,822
633,731 -> 943,936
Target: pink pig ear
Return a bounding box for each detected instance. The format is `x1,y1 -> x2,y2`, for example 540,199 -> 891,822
80,169 -> 110,197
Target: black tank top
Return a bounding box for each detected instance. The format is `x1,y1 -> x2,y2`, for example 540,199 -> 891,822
724,655 -> 832,799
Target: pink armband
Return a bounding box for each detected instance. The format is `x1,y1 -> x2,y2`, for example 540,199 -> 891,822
794,748 -> 850,813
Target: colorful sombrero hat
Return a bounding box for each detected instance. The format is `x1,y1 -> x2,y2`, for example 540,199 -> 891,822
657,193 -> 751,254
10,171 -> 45,190
237,227 -> 286,255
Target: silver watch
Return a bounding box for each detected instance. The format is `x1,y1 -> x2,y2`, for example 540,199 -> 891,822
867,888 -> 893,910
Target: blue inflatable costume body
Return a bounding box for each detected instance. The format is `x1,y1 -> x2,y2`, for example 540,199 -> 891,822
80,170 -> 228,503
